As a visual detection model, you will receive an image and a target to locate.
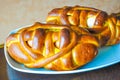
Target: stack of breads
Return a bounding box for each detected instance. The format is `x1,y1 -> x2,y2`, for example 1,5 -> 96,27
6,5 -> 120,71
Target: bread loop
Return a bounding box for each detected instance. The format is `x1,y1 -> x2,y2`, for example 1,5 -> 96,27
47,5 -> 120,46
6,22 -> 99,70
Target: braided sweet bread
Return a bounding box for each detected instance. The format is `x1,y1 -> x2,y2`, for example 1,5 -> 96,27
46,5 -> 120,46
6,22 -> 99,71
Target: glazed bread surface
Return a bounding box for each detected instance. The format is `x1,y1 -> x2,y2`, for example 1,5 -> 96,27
46,5 -> 120,46
6,22 -> 99,71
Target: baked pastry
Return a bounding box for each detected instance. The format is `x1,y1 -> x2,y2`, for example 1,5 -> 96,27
46,5 -> 120,46
6,22 -> 99,71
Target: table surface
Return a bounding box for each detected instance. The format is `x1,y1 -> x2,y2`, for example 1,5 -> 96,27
0,48 -> 120,80
0,0 -> 120,44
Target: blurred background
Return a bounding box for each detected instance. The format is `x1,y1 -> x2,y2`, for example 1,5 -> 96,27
0,0 -> 120,44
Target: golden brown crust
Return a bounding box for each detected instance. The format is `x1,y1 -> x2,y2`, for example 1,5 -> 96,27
47,5 -> 107,27
46,5 -> 120,46
6,22 -> 99,71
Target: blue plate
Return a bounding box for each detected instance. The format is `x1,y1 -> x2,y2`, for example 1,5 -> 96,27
4,27 -> 120,74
